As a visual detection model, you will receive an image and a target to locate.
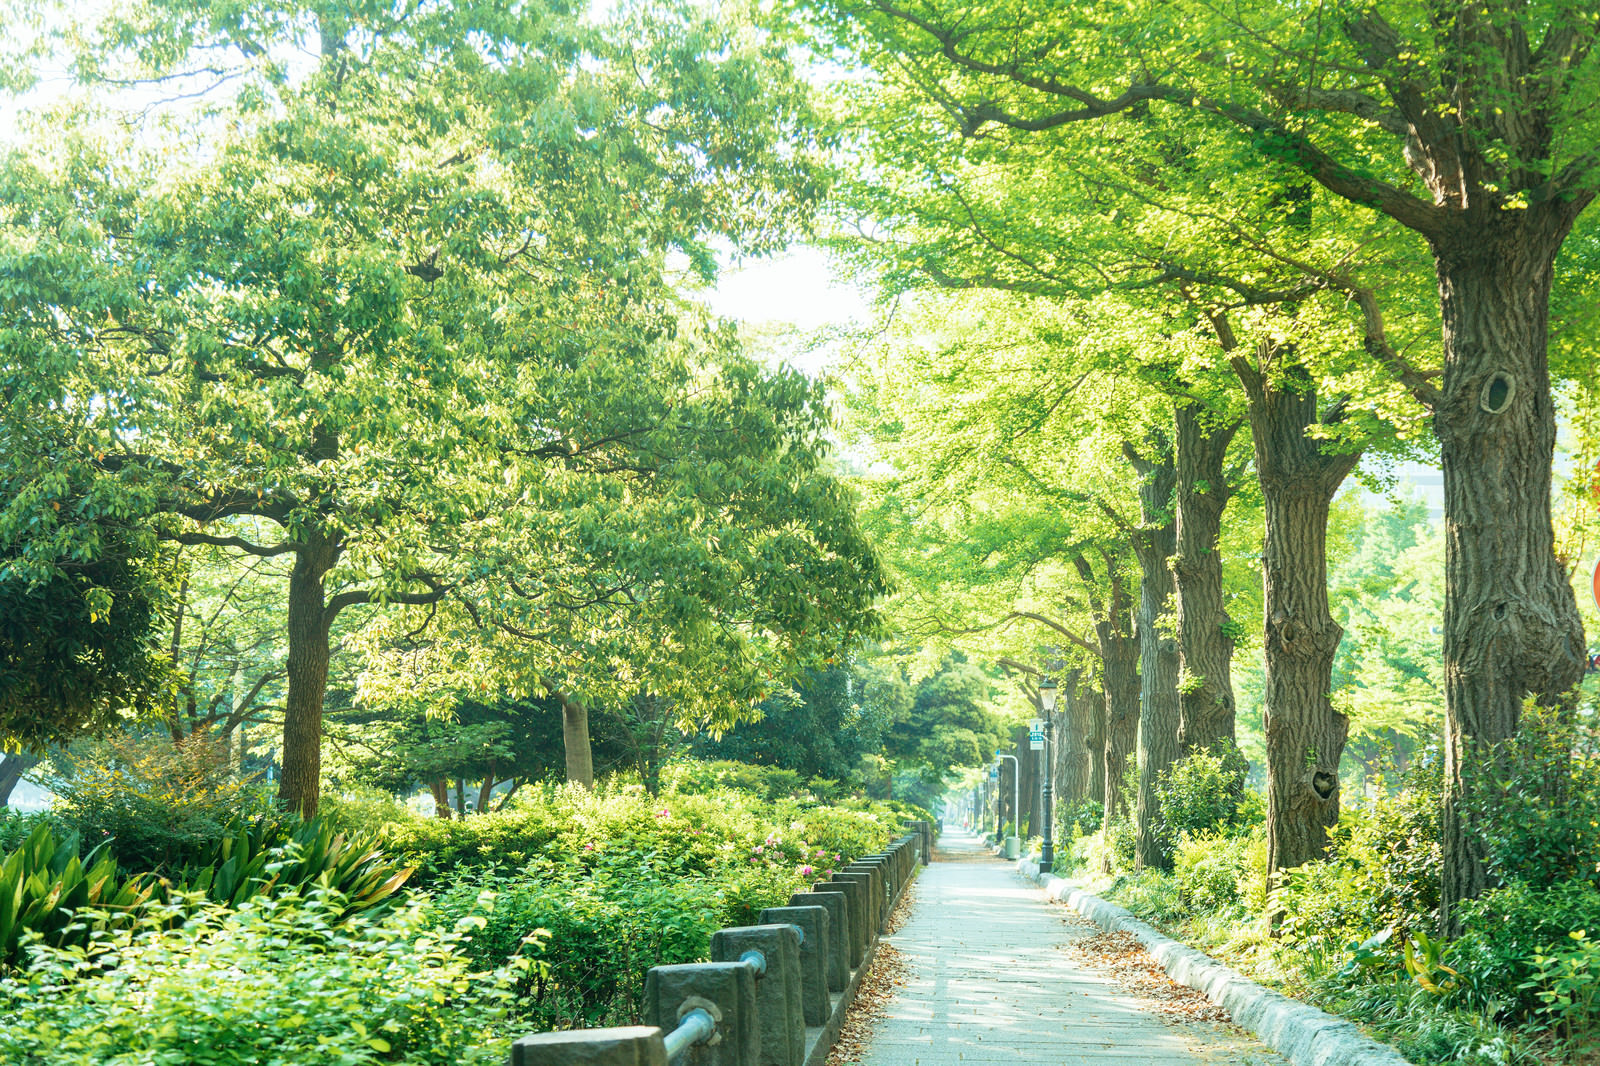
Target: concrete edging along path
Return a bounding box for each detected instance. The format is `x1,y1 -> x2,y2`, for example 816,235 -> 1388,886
1018,860 -> 1414,1066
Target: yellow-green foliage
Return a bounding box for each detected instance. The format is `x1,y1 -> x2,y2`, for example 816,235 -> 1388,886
355,780 -> 901,885
48,733 -> 279,873
1173,828 -> 1266,914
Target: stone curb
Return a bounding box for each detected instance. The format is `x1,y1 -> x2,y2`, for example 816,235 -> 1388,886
1017,860 -> 1414,1066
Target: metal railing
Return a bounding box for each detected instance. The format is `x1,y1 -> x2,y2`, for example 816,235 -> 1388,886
663,1008 -> 718,1064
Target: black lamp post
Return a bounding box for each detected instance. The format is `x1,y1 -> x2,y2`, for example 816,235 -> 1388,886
1038,676 -> 1058,873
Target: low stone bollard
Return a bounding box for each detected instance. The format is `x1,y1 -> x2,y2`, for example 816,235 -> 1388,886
843,861 -> 887,930
511,1026 -> 668,1066
711,925 -> 805,1066
831,871 -> 879,936
643,962 -> 757,1066
793,890 -> 849,992
813,879 -> 868,968
760,906 -> 831,1027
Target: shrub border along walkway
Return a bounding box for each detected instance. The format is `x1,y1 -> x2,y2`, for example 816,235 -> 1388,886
1018,860 -> 1414,1066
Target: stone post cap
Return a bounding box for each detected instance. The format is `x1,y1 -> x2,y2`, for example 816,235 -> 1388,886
510,1026 -> 667,1066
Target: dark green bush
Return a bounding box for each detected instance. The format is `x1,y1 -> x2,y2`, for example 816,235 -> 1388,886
1466,703 -> 1600,890
433,869 -> 724,1029
1273,761 -> 1441,955
1058,798 -> 1103,835
0,809 -> 52,854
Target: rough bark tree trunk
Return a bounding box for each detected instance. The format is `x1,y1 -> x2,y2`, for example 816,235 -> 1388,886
278,533 -> 338,818
1084,678 -> 1106,814
1100,634 -> 1140,828
1056,674 -> 1093,809
1173,403 -> 1241,757
1431,211 -> 1589,928
1076,552 -> 1139,830
428,780 -> 454,819
1126,438 -> 1180,872
0,753 -> 39,808
558,692 -> 595,788
1233,356 -> 1362,876
1019,724 -> 1039,837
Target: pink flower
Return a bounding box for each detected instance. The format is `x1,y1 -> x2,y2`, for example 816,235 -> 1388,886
753,845 -> 764,854
583,842 -> 596,851
656,808 -> 671,818
799,865 -> 814,876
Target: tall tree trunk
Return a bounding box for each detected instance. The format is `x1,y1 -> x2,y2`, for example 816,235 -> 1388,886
1173,402 -> 1241,756
1019,724 -> 1039,837
1100,634 -> 1140,828
1126,438 -> 1180,872
1085,678 -> 1106,813
1431,211 -> 1588,928
1056,673 -> 1092,809
0,752 -> 40,808
558,692 -> 595,788
476,767 -> 498,815
279,533 -> 338,818
1233,356 -> 1362,877
428,780 -> 454,819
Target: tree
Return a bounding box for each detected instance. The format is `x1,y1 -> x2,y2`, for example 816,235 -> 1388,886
0,456 -> 178,748
881,657 -> 1011,809
335,694 -> 584,816
801,0 -> 1598,921
1,0 -> 872,814
696,660 -> 894,786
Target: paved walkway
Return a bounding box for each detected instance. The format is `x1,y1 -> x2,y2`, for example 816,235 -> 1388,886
854,831 -> 1284,1066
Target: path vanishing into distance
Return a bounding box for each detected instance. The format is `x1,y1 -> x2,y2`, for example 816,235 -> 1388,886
848,831 -> 1286,1066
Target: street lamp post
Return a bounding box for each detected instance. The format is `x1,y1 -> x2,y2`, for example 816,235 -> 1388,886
995,751 -> 1020,859
1038,677 -> 1058,873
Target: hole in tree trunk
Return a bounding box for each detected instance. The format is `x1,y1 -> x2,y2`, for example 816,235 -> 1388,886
1480,372 -> 1515,414
1311,771 -> 1337,799
1494,602 -> 1508,620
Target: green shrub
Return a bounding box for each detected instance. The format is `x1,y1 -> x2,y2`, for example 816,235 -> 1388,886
432,869 -> 725,1030
1273,763 -> 1442,956
0,809 -> 53,854
378,781 -> 895,886
1154,744 -> 1255,844
1467,702 -> 1600,889
1519,929 -> 1600,1054
668,760 -> 809,801
0,892 -> 517,1065
1452,879 -> 1600,1020
46,732 -> 283,874
0,823 -> 157,970
1058,798 -> 1103,836
1173,828 -> 1264,914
